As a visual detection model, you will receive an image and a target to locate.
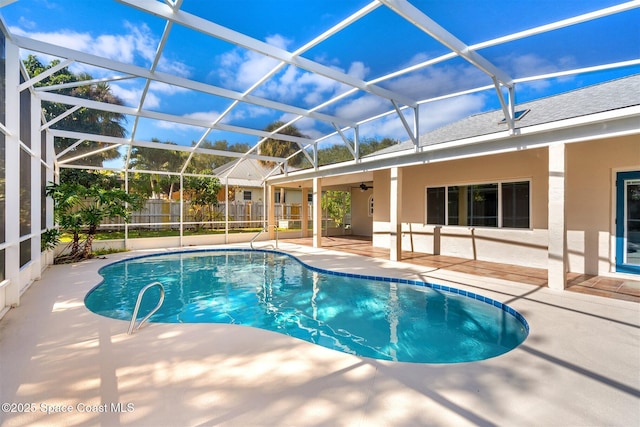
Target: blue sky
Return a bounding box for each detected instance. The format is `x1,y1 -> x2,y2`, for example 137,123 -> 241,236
1,0 -> 639,154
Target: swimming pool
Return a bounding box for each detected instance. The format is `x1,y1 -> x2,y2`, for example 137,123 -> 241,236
85,249 -> 528,363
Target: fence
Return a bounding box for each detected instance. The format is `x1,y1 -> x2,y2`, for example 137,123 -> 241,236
101,200 -> 310,230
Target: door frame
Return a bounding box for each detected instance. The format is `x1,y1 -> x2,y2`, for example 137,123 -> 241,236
615,170 -> 640,274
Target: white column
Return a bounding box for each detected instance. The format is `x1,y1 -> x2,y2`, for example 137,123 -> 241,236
30,97 -> 42,279
5,40 -> 21,306
268,184 -> 276,239
46,132 -> 54,229
179,174 -> 184,247
224,178 -> 229,244
390,167 -> 403,261
301,187 -> 309,237
548,143 -> 567,290
313,178 -> 322,248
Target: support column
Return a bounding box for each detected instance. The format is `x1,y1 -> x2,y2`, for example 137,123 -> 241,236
224,178 -> 229,244
390,167 -> 403,261
5,39 -> 21,306
268,184 -> 276,239
548,143 -> 567,290
313,178 -> 322,248
30,98 -> 42,279
301,187 -> 309,238
46,132 -> 54,230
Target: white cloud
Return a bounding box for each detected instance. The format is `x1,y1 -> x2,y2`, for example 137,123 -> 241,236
155,110 -> 221,132
229,105 -> 273,122
215,33 -> 371,109
109,84 -> 160,109
13,22 -> 194,111
10,21 -> 191,78
357,94 -> 486,141
18,17 -> 37,30
148,81 -> 189,95
500,53 -> 576,91
334,94 -> 388,122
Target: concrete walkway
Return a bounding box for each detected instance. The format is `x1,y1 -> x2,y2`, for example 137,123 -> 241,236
1,243 -> 638,427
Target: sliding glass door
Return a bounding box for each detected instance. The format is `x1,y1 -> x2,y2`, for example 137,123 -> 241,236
616,171 -> 640,274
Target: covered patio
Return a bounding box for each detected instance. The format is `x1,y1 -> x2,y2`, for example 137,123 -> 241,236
284,235 -> 640,303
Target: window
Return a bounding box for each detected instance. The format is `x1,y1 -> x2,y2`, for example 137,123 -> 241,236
274,192 -> 281,203
426,181 -> 530,228
426,187 -> 445,225
243,191 -> 252,201
502,181 -> 530,228
447,184 -> 499,226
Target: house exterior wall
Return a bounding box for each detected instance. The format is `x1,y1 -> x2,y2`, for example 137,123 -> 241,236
372,137 -> 640,275
350,187 -> 373,236
565,135 -> 639,275
373,149 -> 549,268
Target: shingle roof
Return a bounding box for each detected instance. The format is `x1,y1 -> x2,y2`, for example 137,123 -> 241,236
212,158 -> 272,187
373,74 -> 640,156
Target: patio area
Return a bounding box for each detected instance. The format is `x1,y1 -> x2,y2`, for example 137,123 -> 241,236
0,242 -> 638,426
285,236 -> 640,303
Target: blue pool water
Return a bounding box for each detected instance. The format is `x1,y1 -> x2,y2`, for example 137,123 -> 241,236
85,250 -> 528,363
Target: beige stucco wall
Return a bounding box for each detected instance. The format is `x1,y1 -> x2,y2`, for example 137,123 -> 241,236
350,188 -> 373,236
373,149 -> 550,268
372,136 -> 640,274
566,135 -> 640,274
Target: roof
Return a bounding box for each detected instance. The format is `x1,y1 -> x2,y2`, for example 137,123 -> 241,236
372,73 -> 640,156
212,158 -> 274,188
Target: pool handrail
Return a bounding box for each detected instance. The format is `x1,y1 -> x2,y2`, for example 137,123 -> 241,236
250,224 -> 278,250
127,281 -> 165,335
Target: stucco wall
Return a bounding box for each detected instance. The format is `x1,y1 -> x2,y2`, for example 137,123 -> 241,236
373,149 -> 550,268
566,135 -> 640,274
350,188 -> 373,236
372,138 -> 640,274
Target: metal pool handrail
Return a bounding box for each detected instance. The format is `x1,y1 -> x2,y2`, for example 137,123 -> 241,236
250,224 -> 278,250
127,282 -> 165,335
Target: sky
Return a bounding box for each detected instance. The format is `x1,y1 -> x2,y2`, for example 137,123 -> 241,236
1,0 -> 639,159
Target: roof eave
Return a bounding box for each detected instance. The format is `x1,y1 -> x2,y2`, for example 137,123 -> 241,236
267,105 -> 640,185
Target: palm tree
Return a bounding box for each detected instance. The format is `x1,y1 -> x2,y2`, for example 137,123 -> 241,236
258,121 -> 307,168
24,55 -> 127,169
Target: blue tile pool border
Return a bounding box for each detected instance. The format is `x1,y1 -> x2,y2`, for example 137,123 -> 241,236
94,247 -> 530,333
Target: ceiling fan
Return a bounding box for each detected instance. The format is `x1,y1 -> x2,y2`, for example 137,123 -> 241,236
358,182 -> 373,192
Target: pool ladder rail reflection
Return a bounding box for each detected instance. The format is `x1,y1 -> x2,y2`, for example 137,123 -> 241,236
127,282 -> 165,335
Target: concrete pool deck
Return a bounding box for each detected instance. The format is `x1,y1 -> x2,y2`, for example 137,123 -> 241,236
1,243 -> 638,427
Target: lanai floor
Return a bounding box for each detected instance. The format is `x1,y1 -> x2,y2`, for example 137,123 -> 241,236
0,242 -> 638,426
283,235 -> 640,303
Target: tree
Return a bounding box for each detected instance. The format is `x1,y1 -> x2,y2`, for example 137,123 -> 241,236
317,137 -> 398,165
24,55 -> 127,168
46,178 -> 144,262
258,121 -> 308,168
322,191 -> 351,228
128,141 -> 185,198
184,172 -> 222,229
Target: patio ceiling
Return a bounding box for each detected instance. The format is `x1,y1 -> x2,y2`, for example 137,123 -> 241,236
1,0 -> 639,183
